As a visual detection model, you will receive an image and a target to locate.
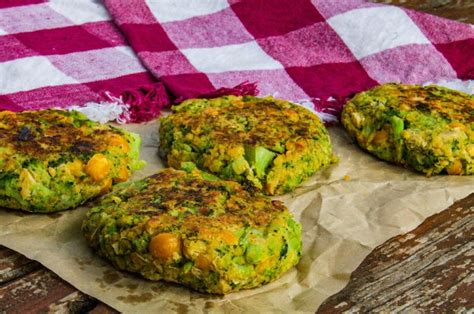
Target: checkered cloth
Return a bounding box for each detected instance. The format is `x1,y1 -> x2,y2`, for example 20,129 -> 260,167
0,0 -> 159,113
105,0 -> 474,120
1,1 -> 473,121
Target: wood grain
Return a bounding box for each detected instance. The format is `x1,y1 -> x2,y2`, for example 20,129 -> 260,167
0,247 -> 117,314
317,193 -> 474,313
1,4 -> 473,313
370,0 -> 474,23
0,247 -> 41,285
0,268 -> 93,313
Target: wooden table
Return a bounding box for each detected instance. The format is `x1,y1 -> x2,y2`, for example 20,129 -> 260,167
0,247 -> 116,313
371,0 -> 474,24
1,193 -> 472,313
317,193 -> 474,312
1,2 -> 473,313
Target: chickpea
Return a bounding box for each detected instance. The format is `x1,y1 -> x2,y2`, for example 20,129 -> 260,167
68,160 -> 84,177
449,122 -> 465,131
284,109 -> 299,122
107,134 -> 130,152
149,233 -> 182,261
220,230 -> 238,245
115,166 -> 129,183
100,178 -> 113,194
195,254 -> 211,271
85,154 -> 110,182
372,130 -> 388,145
447,159 -> 462,175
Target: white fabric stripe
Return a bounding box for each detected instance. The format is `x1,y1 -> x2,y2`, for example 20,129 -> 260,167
0,56 -> 78,94
328,6 -> 430,59
49,0 -> 111,25
424,79 -> 474,95
0,3 -> 73,34
182,41 -> 283,73
48,46 -> 146,83
0,1 -> 110,36
146,0 -> 229,23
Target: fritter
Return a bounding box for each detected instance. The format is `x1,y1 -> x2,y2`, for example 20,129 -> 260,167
159,96 -> 334,195
342,83 -> 474,175
0,110 -> 145,213
82,168 -> 302,294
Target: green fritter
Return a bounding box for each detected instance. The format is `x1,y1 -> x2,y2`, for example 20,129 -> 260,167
82,168 -> 302,294
342,83 -> 474,175
0,109 -> 145,213
159,96 -> 334,195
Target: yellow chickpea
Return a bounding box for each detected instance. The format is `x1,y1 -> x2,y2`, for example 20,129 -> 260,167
372,130 -> 388,145
115,166 -> 129,183
100,178 -> 113,194
195,254 -> 211,271
467,144 -> 474,157
447,160 -> 462,175
149,233 -> 182,261
107,134 -> 130,153
227,146 -> 244,158
284,109 -> 299,122
0,111 -> 14,118
68,160 -> 84,177
204,107 -> 219,117
220,230 -> 238,245
449,122 -> 466,131
85,154 -> 111,182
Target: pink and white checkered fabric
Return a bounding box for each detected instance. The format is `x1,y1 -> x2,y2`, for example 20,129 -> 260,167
0,0 -> 158,112
1,1 -> 473,121
105,0 -> 474,119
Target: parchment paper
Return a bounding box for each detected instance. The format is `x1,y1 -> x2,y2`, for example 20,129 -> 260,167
0,121 -> 472,313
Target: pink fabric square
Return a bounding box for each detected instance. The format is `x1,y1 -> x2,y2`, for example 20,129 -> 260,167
0,1 -> 46,9
311,0 -> 380,19
231,0 -> 324,38
286,62 -> 377,100
6,84 -> 97,110
103,0 -> 157,25
0,95 -> 21,111
85,72 -> 157,94
360,44 -> 457,84
161,73 -> 215,99
207,69 -> 309,101
0,3 -> 72,34
120,23 -> 177,52
0,35 -> 37,62
162,7 -> 252,49
436,39 -> 474,79
140,51 -> 197,76
406,10 -> 474,44
14,25 -> 112,55
258,22 -> 355,68
81,21 -> 128,47
49,47 -> 145,82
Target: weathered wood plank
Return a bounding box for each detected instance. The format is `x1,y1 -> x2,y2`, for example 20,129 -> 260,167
45,291 -> 98,314
0,246 -> 41,285
317,193 -> 474,313
0,268 -> 97,314
88,303 -> 120,314
370,0 -> 474,23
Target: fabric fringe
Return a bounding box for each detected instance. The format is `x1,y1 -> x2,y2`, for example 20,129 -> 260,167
71,83 -> 171,124
197,81 -> 259,99
68,100 -> 129,124
73,82 -> 260,123
311,96 -> 350,124
113,83 -> 171,123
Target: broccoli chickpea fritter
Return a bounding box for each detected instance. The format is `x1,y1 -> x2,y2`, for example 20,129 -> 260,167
0,109 -> 145,212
